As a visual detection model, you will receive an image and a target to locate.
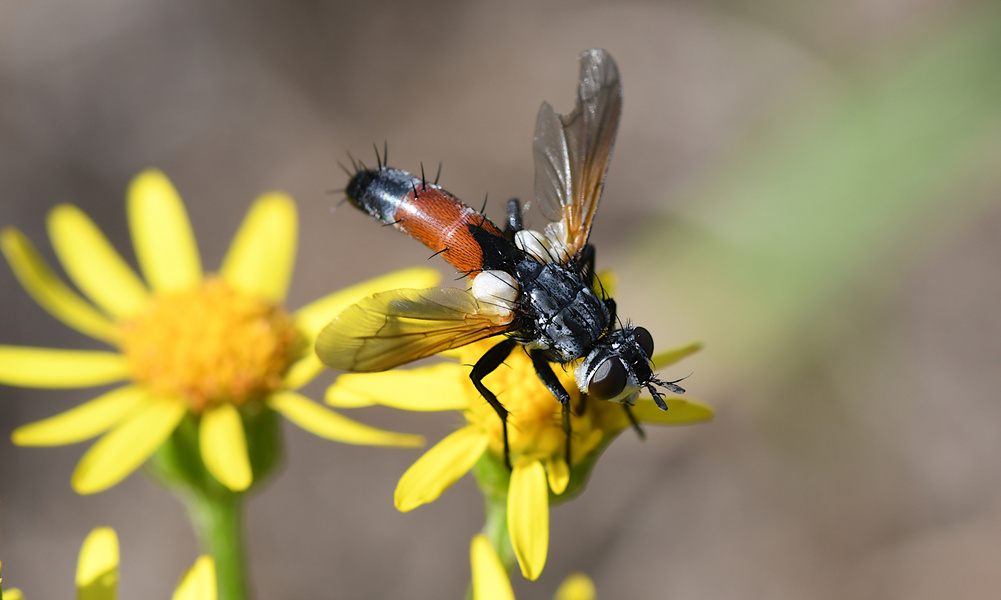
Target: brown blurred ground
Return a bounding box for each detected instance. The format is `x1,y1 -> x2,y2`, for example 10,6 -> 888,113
2,1 -> 1001,598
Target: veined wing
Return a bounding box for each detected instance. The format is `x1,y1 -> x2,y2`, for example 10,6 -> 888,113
315,286 -> 512,372
533,48 -> 622,261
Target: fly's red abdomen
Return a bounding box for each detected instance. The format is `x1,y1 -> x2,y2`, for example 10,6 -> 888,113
346,167 -> 517,275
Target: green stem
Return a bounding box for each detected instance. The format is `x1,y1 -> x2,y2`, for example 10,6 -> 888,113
147,411 -> 281,600
481,494 -> 515,572
467,450 -> 516,599
185,491 -> 249,600
465,489 -> 516,600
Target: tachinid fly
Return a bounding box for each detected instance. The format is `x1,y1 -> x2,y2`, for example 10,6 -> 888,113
317,49 -> 686,466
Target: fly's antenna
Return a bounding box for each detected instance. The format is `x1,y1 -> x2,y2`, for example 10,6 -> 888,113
647,374 -> 690,410
650,374 -> 689,396
646,386 -> 668,410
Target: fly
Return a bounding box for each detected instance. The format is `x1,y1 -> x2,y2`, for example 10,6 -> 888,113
317,49 -> 685,467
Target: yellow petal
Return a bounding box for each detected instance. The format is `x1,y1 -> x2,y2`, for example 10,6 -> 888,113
631,397 -> 714,425
0,346 -> 129,388
470,535 -> 515,600
545,456 -> 570,495
281,353 -> 324,392
12,385 -> 146,446
554,573 -> 597,600
293,266 -> 441,343
199,404 -> 252,492
322,380 -> 376,408
47,204 -> 149,319
268,391 -> 423,447
76,527 -> 119,600
508,458 -> 549,581
127,170 -> 202,293
325,364 -> 468,411
6,590 -> 25,600
594,269 -> 617,297
1,228 -> 117,343
395,425 -> 487,512
220,194 -> 297,303
72,398 -> 186,494
172,557 -> 216,600
650,341 -> 703,370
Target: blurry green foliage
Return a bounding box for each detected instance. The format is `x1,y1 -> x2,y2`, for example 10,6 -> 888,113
636,4 -> 1001,379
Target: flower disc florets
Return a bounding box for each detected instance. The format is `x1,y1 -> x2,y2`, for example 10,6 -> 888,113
118,277 -> 301,412
460,344 -> 616,469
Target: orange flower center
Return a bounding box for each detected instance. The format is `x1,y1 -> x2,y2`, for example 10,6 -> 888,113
118,278 -> 301,413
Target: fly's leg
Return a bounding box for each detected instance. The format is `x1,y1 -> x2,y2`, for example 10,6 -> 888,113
604,297 -> 617,325
623,404 -> 646,440
505,198 -> 524,240
583,243 -> 617,323
581,243 -> 596,284
529,349 -> 574,467
471,338 -> 519,469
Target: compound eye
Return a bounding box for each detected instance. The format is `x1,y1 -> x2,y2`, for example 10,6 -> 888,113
632,327 -> 654,356
588,357 -> 627,400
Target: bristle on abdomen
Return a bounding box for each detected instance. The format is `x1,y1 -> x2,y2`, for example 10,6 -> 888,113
345,167 -> 517,276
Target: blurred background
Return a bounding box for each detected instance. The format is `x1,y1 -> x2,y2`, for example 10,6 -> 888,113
2,0 -> 1001,598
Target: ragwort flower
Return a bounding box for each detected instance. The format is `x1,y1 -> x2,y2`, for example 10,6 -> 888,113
2,527 -> 216,600
326,332 -> 712,580
0,169 -> 437,495
470,534 -> 596,600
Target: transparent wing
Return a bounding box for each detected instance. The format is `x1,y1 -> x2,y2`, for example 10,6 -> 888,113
315,287 -> 512,372
533,48 -> 622,260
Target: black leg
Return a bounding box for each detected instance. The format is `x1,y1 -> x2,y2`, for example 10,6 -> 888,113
529,350 -> 571,406
470,338 -> 519,469
529,349 -> 574,466
505,198 -> 523,240
582,243 -> 617,323
581,243 -> 596,284
623,404 -> 646,440
604,297 -> 617,325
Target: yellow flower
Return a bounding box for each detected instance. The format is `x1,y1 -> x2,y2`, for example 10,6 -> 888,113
3,527 -> 216,600
76,528 -> 119,600
0,169 -> 439,495
326,336 -> 712,580
172,557 -> 216,600
470,534 -> 596,600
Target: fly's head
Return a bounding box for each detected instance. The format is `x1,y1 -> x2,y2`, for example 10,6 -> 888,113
574,325 -> 685,410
